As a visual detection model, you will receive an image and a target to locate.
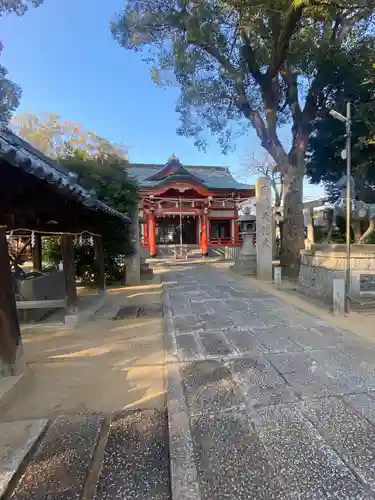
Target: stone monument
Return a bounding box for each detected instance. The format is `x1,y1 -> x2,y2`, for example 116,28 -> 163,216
126,207 -> 141,285
231,207 -> 256,275
256,177 -> 273,281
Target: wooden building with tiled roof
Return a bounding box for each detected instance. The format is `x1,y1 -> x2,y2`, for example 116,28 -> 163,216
128,155 -> 254,258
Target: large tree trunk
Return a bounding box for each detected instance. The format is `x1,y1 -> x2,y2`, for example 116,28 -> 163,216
280,163 -> 304,279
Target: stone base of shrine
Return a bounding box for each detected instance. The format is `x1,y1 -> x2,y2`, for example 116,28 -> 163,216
298,244 -> 375,306
141,244 -> 241,260
230,254 -> 257,276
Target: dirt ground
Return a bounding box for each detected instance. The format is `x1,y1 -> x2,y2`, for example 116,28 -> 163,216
0,277 -> 166,422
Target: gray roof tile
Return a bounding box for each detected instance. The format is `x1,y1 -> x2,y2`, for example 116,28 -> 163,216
128,163 -> 252,191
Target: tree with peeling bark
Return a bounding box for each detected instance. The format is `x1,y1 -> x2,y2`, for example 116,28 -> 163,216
111,0 -> 375,276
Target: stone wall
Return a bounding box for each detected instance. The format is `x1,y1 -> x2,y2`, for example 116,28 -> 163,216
298,244 -> 375,305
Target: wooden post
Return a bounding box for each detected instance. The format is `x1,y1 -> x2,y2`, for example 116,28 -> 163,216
148,211 -> 157,258
233,209 -> 239,244
201,211 -> 208,257
32,233 -> 42,271
0,228 -> 22,375
94,235 -> 106,294
61,235 -> 77,315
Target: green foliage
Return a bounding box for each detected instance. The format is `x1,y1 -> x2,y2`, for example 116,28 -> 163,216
111,0 -> 374,159
0,0 -> 43,16
0,64 -> 22,124
15,111 -> 139,283
42,236 -> 61,268
60,151 -> 139,283
112,0 -> 375,271
307,43 -> 375,202
12,112 -> 128,160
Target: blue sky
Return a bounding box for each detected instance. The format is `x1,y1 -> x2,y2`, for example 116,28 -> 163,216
1,0 -> 324,199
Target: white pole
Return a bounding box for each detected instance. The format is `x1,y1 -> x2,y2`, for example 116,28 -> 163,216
179,196 -> 183,258
345,102 -> 351,314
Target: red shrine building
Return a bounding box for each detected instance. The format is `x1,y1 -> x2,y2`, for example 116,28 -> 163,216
129,156 -> 254,258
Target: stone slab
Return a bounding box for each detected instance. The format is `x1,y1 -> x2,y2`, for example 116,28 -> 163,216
0,419 -> 48,498
181,361 -> 243,416
198,331 -> 236,358
191,411 -> 281,499
228,356 -> 298,407
225,328 -> 268,355
93,409 -> 170,500
254,403 -> 372,499
175,333 -> 203,361
9,413 -> 103,500
301,397 -> 375,493
252,327 -> 303,354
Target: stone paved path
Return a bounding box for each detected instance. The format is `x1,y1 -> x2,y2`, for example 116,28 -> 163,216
165,264 -> 375,500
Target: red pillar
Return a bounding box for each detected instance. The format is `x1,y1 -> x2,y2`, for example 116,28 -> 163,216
234,209 -> 240,244
201,211 -> 208,257
148,211 -> 157,258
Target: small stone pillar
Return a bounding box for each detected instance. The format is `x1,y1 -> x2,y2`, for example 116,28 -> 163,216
126,208 -> 141,285
333,278 -> 345,316
274,266 -> 282,289
256,177 -> 273,281
230,231 -> 257,275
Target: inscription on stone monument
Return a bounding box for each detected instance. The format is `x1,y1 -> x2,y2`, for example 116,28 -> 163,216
256,177 -> 272,281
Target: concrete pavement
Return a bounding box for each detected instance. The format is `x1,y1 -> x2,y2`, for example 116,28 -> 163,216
3,263 -> 375,499
165,264 -> 375,499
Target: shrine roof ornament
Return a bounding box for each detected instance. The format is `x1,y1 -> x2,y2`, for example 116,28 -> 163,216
145,156 -> 204,184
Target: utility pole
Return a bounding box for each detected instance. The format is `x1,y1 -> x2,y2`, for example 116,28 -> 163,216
179,195 -> 183,258
329,102 -> 352,314
345,102 -> 352,314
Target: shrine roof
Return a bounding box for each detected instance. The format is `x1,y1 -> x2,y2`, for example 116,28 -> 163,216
128,160 -> 252,191
0,128 -> 130,222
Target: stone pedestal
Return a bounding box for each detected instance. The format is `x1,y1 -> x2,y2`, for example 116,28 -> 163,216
140,257 -> 153,280
298,244 -> 375,305
230,232 -> 257,275
256,177 -> 273,281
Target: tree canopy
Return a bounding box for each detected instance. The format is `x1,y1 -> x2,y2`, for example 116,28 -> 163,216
111,0 -> 375,274
0,63 -> 22,123
0,0 -> 43,17
60,150 -> 138,282
14,111 -> 139,282
12,112 -> 128,160
307,42 -> 375,202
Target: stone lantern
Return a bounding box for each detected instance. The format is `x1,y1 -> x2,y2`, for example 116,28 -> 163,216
231,207 -> 257,275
